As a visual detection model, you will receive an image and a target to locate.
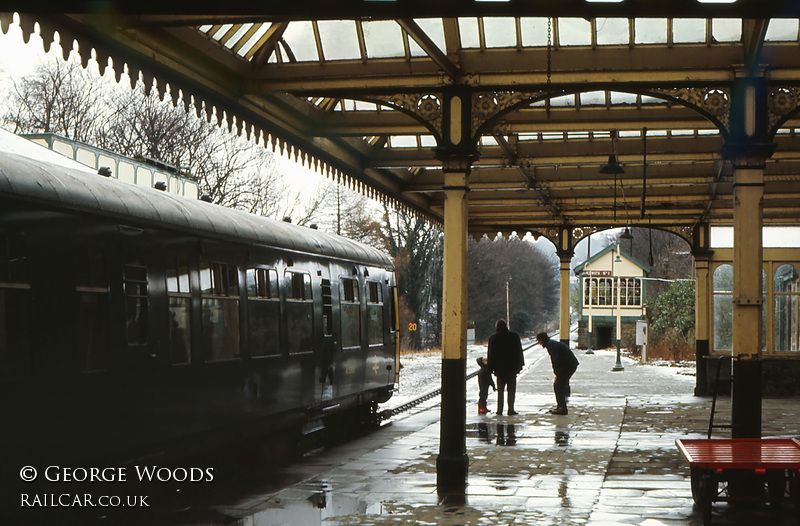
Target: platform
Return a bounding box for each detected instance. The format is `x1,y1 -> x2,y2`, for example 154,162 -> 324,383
168,346 -> 795,526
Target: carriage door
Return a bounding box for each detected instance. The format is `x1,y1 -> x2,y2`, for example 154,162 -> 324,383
320,276 -> 334,401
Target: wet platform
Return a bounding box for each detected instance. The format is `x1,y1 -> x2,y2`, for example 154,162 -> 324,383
211,347 -> 800,525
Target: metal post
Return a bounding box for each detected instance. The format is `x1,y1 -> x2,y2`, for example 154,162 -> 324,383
612,247 -> 624,371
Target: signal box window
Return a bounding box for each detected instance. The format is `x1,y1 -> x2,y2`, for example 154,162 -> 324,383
0,235 -> 32,377
166,258 -> 192,364
285,270 -> 313,354
123,263 -> 148,346
340,277 -> 361,349
366,281 -> 384,346
76,249 -> 109,371
246,268 -> 281,356
200,261 -> 240,361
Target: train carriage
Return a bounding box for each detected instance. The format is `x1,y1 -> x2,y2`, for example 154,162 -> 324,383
0,130 -> 398,469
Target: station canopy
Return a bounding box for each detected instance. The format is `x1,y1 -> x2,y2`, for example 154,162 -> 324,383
6,1 -> 800,242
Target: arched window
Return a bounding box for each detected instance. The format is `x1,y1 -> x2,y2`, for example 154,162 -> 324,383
713,264 -> 733,352
774,264 -> 800,353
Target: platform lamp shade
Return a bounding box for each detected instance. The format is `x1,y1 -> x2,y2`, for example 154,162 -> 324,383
619,227 -> 633,241
600,154 -> 624,175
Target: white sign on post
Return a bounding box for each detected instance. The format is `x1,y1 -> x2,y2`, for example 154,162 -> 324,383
635,321 -> 648,345
636,320 -> 648,362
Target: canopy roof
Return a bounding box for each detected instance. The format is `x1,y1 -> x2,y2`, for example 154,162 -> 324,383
5,3 -> 800,246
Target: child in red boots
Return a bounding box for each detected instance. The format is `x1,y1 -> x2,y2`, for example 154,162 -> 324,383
476,357 -> 496,414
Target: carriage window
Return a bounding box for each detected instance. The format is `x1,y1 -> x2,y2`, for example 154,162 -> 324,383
123,263 -> 148,346
75,249 -> 108,371
0,235 -> 32,377
166,258 -> 192,364
200,261 -> 240,361
341,277 -> 361,349
247,268 -> 280,356
774,264 -> 800,353
366,281 -> 384,346
286,270 -> 313,354
287,271 -> 312,300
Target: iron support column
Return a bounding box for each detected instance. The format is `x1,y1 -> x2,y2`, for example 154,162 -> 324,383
559,256 -> 571,345
694,257 -> 711,396
557,227 -> 574,346
693,227 -> 712,396
723,74 -> 775,438
437,170 -> 469,495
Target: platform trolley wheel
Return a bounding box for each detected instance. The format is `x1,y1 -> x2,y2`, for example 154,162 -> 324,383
690,468 -> 716,526
766,469 -> 787,502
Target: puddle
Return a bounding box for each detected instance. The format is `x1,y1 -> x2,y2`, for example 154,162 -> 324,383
465,423 -> 522,445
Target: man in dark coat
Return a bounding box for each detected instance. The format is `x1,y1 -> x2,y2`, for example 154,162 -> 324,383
487,319 -> 524,415
537,332 -> 579,415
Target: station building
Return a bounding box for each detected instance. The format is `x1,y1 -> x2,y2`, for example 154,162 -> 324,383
574,244 -> 650,351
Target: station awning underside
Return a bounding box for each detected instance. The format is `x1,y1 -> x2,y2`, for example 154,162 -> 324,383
6,2 -> 800,243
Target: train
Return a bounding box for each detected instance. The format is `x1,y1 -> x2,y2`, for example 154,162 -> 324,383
0,129 -> 399,472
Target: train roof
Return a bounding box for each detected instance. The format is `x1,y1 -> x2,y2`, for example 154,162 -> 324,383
0,130 -> 393,268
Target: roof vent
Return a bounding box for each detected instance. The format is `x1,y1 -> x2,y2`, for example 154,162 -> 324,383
154,181 -> 167,191
98,166 -> 112,177
310,223 -> 318,230
200,194 -> 213,203
283,216 -> 292,223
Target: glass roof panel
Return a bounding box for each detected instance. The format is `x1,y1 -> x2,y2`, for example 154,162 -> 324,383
389,136 -> 418,148
484,17 -> 517,48
765,19 -> 799,41
596,18 -> 629,46
558,18 -> 592,46
283,21 -> 319,62
635,19 -> 668,44
354,100 -> 378,111
225,24 -> 252,50
212,24 -> 233,41
363,20 -> 405,58
673,19 -> 706,44
238,23 -> 271,57
420,135 -> 437,147
519,17 -> 549,47
317,20 -> 361,61
409,19 -> 447,57
641,95 -> 663,104
610,92 -> 637,105
580,91 -> 606,106
550,94 -> 576,107
712,19 -> 742,42
458,18 -> 481,48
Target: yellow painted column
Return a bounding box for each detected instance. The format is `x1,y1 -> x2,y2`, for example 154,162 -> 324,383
559,256 -> 571,344
436,169 -> 470,495
732,167 -> 764,359
694,255 -> 711,395
442,171 -> 469,362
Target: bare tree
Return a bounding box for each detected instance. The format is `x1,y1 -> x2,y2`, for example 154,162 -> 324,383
2,56 -> 103,142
